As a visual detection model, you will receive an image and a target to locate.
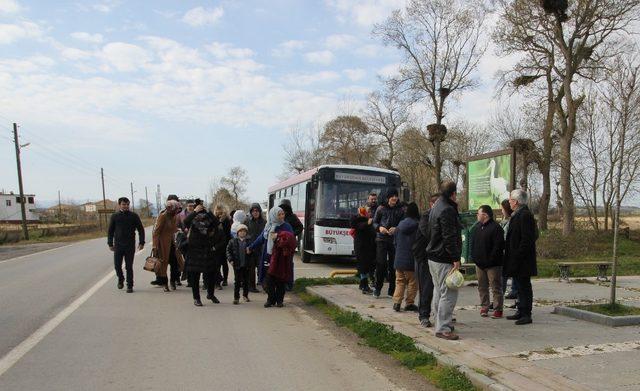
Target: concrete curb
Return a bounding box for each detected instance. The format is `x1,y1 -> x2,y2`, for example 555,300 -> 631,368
554,306 -> 640,327
306,286 -> 514,391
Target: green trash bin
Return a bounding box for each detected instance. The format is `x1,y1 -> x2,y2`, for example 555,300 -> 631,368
459,212 -> 478,276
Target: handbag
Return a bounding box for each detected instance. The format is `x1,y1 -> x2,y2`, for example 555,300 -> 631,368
143,250 -> 162,273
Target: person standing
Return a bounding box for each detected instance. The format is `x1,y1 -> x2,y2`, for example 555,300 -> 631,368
500,200 -> 519,308
504,189 -> 538,325
414,193 -> 439,328
266,230 -> 297,307
366,193 -> 378,284
152,199 -> 181,292
279,199 -> 302,290
108,197 -> 145,293
426,181 -> 462,340
213,205 -> 232,288
393,202 -> 420,312
151,194 -> 180,286
227,224 -> 251,304
350,206 -> 376,293
372,189 -> 404,298
245,203 -> 266,292
183,203 -> 220,306
472,205 -> 505,319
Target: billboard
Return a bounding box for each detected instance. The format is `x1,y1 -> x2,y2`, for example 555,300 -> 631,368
466,149 -> 515,211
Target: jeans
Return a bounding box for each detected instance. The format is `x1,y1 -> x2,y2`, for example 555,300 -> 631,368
476,266 -> 503,311
114,247 -> 135,288
234,267 -> 250,300
514,276 -> 533,317
188,271 -> 214,301
393,270 -> 417,305
429,260 -> 459,334
415,260 -> 434,320
375,240 -> 396,295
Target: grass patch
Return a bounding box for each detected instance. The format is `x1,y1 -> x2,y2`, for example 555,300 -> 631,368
296,277 -> 477,390
571,303 -> 640,316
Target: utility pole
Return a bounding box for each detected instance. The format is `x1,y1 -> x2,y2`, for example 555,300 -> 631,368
130,182 -> 135,212
58,190 -> 62,224
101,168 -> 107,230
156,184 -> 162,215
13,123 -> 29,240
145,186 -> 149,217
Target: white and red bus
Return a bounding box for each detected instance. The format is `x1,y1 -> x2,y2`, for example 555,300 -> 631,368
267,165 -> 407,263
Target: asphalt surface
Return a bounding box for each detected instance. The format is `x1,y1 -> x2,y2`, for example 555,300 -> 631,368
0,232 -> 403,391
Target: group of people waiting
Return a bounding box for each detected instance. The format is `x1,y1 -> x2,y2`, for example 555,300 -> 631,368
107,194 -> 304,308
350,181 -> 538,341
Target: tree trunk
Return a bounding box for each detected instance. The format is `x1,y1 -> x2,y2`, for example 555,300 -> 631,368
559,135 -> 575,235
538,74 -> 556,231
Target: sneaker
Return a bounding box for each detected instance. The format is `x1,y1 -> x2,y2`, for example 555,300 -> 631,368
117,279 -> 124,290
393,303 -> 401,312
150,280 -> 160,286
374,289 -> 381,298
126,287 -> 133,293
276,302 -> 284,308
264,302 -> 273,308
420,318 -> 433,328
362,286 -> 372,294
480,307 -> 489,317
404,304 -> 418,312
506,312 -> 523,320
243,296 -> 250,302
491,311 -> 503,319
233,299 -> 239,305
194,300 -> 203,307
210,296 -> 220,304
515,316 -> 532,325
436,332 -> 460,341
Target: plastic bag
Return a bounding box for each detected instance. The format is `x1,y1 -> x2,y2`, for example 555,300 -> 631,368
445,268 -> 464,290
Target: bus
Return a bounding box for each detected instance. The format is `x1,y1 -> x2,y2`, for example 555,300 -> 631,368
267,165 -> 407,263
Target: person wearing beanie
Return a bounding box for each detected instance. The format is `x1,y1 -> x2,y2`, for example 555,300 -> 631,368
227,224 -> 251,304
372,188 -> 405,298
245,203 -> 265,292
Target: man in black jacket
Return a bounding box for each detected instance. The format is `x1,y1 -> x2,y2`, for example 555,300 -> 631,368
372,188 -> 404,298
245,203 -> 266,292
279,199 -> 302,290
426,181 -> 462,340
472,205 -> 505,319
108,197 -> 145,293
504,189 -> 538,325
414,193 -> 439,328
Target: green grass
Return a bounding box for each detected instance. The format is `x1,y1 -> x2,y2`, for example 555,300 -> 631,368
296,278 -> 477,391
571,303 -> 640,316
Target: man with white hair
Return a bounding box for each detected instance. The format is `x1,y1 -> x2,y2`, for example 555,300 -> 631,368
504,189 -> 538,325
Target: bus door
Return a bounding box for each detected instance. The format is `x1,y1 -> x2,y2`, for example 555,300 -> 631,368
303,181 -> 316,256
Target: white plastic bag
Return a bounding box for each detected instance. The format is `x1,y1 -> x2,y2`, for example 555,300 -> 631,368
445,268 -> 464,290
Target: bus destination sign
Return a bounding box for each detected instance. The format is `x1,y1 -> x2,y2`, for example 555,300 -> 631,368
334,172 -> 386,184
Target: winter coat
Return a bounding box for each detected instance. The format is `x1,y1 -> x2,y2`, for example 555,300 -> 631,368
249,222 -> 293,284
471,219 -> 505,270
183,211 -> 219,273
413,209 -> 431,264
350,214 -> 376,274
425,196 -> 462,264
226,237 -> 249,268
280,203 -> 303,238
504,205 -> 538,277
152,211 -> 178,265
372,203 -> 405,242
394,217 -> 419,271
108,210 -> 145,249
214,216 -> 232,262
268,231 -> 297,282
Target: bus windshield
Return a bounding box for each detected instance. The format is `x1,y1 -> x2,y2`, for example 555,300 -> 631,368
316,180 -> 396,220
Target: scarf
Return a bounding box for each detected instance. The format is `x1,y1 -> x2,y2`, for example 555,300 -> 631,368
264,206 -> 284,254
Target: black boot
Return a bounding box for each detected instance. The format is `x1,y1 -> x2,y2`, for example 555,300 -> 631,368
162,277 -> 170,292
361,278 -> 372,294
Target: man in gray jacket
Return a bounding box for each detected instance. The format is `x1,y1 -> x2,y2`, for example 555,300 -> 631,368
426,181 -> 462,340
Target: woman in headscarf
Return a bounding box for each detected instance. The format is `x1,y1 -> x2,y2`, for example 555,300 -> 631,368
248,206 -> 293,301
152,200 -> 181,292
267,230 -> 297,307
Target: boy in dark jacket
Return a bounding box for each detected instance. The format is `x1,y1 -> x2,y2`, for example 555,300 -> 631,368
227,224 -> 251,304
372,189 -> 404,298
393,202 -> 420,312
472,205 -> 505,318
245,203 -> 265,292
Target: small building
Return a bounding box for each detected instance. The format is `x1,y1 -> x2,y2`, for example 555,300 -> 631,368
80,200 -> 117,213
0,191 -> 39,223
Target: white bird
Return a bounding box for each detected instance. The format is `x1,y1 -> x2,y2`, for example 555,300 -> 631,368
488,159 -> 509,204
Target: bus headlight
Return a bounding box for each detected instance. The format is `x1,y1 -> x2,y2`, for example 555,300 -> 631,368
322,237 -> 337,244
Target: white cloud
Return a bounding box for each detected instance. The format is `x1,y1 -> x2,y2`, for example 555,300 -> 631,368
324,34 -> 357,49
182,6 -> 224,27
92,1 -> 120,13
304,50 -> 334,66
70,31 -> 104,44
377,63 -> 401,78
0,55 -> 54,73
0,0 -> 21,14
272,40 -> 306,58
283,71 -> 340,86
343,68 -> 366,81
61,47 -> 93,61
355,44 -> 380,58
0,21 -> 43,44
101,42 -> 151,72
325,0 -> 406,27
206,42 -> 254,59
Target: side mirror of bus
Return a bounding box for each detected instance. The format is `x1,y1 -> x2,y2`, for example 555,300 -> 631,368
403,188 -> 411,202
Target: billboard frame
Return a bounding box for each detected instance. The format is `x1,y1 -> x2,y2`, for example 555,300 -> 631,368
465,148 -> 516,212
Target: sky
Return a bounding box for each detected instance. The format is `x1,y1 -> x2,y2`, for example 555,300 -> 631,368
0,0 -> 509,208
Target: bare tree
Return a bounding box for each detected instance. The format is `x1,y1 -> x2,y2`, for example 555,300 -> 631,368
220,166 -> 249,205
281,124 -> 326,176
394,126 -> 436,207
319,116 -> 378,165
364,82 -> 411,170
374,0 -> 488,187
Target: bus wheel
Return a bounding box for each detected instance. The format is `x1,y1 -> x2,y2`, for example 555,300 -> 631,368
301,250 -> 312,263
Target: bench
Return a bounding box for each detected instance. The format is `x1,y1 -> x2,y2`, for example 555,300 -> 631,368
556,262 -> 613,282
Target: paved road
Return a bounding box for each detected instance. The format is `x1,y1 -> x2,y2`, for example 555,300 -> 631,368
0,233 -> 405,390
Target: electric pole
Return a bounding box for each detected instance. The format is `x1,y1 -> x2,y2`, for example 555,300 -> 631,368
156,184 -> 162,215
101,168 -> 107,230
145,186 -> 149,217
58,190 -> 62,224
130,182 -> 135,212
13,123 -> 29,240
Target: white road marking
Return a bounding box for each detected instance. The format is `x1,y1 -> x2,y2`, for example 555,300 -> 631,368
514,340 -> 640,361
0,249 -> 144,377
0,244 -> 74,264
